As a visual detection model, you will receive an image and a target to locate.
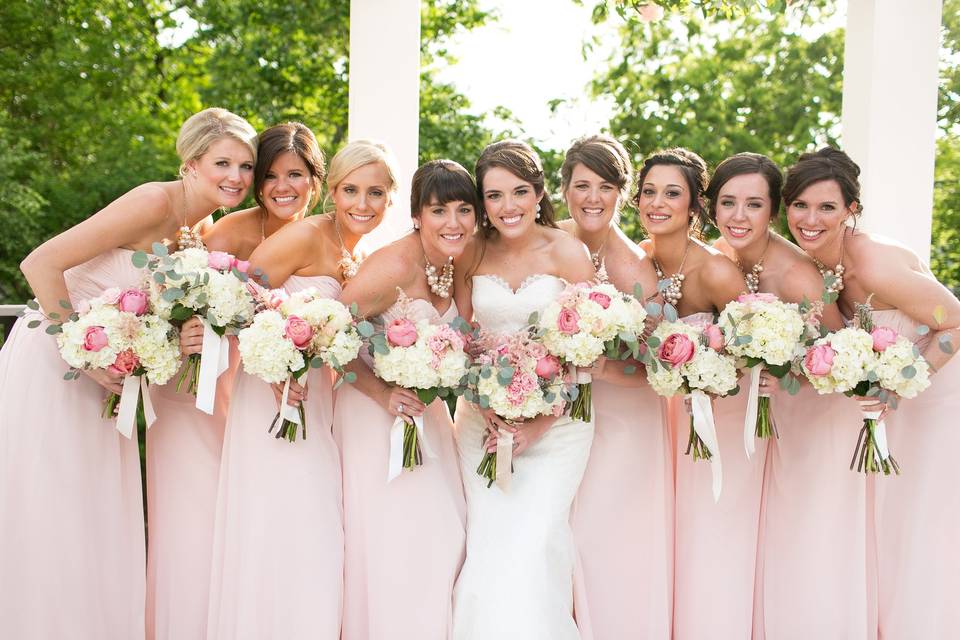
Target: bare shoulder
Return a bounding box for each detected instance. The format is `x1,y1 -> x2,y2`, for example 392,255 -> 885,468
557,218 -> 577,236
357,235 -> 419,284
546,226 -> 589,257
711,235 -> 736,260
117,182 -> 173,224
850,231 -> 922,272
779,253 -> 826,303
701,249 -> 742,282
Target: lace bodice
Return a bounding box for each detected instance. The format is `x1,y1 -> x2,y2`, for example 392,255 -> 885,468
471,274 -> 566,334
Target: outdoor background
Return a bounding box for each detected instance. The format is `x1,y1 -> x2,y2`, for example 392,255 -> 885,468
2,0 -> 958,317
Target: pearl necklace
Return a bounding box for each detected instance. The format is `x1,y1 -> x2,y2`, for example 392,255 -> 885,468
652,239 -> 691,308
737,233 -> 770,294
334,217 -> 361,280
813,231 -> 846,294
176,181 -> 205,250
424,255 -> 454,299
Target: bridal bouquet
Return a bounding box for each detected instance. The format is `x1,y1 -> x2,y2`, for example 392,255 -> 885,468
643,318 -> 738,500
34,286 -> 180,438
802,303 -> 931,474
134,244 -> 255,414
362,292 -> 471,480
718,292 -> 807,454
465,330 -> 570,488
535,282 -> 647,421
238,286 -> 363,442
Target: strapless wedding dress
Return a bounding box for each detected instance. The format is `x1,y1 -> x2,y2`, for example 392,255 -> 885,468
452,274 -> 594,640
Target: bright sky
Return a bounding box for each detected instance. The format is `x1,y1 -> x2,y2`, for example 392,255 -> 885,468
432,0 -> 619,151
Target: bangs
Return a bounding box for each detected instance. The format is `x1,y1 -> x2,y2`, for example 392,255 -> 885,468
419,166 -> 479,209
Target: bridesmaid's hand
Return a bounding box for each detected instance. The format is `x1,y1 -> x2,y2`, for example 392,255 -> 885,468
378,385 -> 425,422
179,316 -> 204,357
83,368 -> 124,395
855,393 -> 899,421
272,378 -> 307,407
758,370 -> 776,395
580,357 -> 607,382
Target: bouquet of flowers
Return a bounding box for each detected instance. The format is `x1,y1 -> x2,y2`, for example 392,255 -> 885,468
134,244 -> 255,414
238,286 -> 363,442
802,302 -> 931,474
29,286 -> 181,438
464,330 -> 570,489
642,318 -> 739,500
535,282 -> 647,421
718,292 -> 808,454
361,291 -> 472,480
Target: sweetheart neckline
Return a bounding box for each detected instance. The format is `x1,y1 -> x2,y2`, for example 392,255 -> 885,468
473,273 -> 564,295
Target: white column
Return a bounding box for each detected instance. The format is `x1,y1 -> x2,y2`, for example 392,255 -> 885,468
841,0 -> 943,262
348,0 -> 421,253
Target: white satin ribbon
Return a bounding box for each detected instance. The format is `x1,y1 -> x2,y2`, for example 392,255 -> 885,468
386,411 -> 437,483
115,375 -> 157,439
576,370 -> 592,385
195,319 -> 230,415
495,428 -> 514,492
276,372 -> 307,428
743,365 -> 762,458
689,390 -> 723,502
857,399 -> 890,465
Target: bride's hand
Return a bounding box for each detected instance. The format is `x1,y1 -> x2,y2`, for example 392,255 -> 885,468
511,415 -> 553,456
480,408 -> 512,442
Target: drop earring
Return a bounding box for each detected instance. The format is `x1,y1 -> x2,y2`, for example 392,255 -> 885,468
536,203 -> 541,220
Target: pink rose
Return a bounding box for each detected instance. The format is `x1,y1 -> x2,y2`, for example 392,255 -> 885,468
207,251 -> 234,271
232,258 -> 250,274
385,318 -> 418,347
588,291 -> 612,309
284,315 -> 314,349
737,292 -> 778,304
117,289 -> 148,316
703,323 -> 724,352
657,333 -> 695,366
557,308 -> 581,335
535,354 -> 561,380
804,344 -> 835,377
83,326 -> 109,352
870,326 -> 898,352
108,349 -> 139,376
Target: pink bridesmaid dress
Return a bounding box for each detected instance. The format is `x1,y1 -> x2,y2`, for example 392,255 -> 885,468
0,249 -> 146,639
672,312 -> 765,639
333,298 -> 466,640
206,275 -> 344,640
571,381 -> 673,639
752,386 -> 868,639
145,345 -> 236,640
869,309 -> 960,639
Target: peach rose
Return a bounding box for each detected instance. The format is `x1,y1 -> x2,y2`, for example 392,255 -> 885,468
658,333 -> 695,366
108,349 -> 140,376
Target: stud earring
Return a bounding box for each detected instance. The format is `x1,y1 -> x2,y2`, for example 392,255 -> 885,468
413,222 -> 420,230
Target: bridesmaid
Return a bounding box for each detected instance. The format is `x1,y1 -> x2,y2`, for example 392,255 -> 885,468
783,147 -> 960,639
632,148 -> 750,639
206,139 -> 396,639
333,159 -> 475,639
558,134 -> 670,638
0,107 -> 255,639
146,122 -> 320,640
707,152 -> 866,638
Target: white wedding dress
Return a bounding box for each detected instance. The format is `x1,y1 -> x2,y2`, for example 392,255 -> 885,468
452,274 -> 595,640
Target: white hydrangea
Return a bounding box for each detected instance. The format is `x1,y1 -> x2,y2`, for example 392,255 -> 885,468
205,271 -> 255,327
57,304 -> 126,370
131,315 -> 180,385
237,310 -> 305,384
718,297 -> 805,366
803,328 -> 875,394
373,320 -> 469,391
875,336 -> 931,399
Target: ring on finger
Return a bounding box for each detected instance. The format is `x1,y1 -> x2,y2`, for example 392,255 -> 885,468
398,403 -> 405,414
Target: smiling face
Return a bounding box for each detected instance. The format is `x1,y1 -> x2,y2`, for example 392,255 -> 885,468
188,137 -> 254,208
330,161 -> 391,241
417,198 -> 476,260
786,179 -> 854,253
714,173 -> 774,252
260,151 -> 314,221
634,164 -> 693,236
565,163 -> 621,234
481,166 -> 541,240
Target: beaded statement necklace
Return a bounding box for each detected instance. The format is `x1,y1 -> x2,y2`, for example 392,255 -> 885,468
334,217 -> 361,281
176,181 -> 205,250
652,239 -> 692,307
737,232 -> 771,295
424,254 -> 454,299
813,230 -> 846,295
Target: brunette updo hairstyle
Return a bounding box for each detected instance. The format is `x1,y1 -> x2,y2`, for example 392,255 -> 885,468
253,122 -> 325,212
410,159 -> 479,220
633,147 -> 709,236
782,147 -> 862,215
560,134 -> 633,203
474,140 -> 558,236
705,152 -> 783,224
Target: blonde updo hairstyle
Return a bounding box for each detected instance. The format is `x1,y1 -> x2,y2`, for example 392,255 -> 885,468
326,139 -> 400,198
176,107 -> 258,178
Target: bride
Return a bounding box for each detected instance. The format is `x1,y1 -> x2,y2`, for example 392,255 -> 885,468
452,140 -> 597,639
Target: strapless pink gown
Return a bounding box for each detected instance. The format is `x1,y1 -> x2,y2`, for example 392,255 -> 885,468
752,386 -> 868,639
206,275 -> 344,639
333,299 -> 465,640
0,249 -> 146,639
146,340 -> 236,640
869,309 -> 960,639
571,381 -> 673,639
672,312 -> 765,639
